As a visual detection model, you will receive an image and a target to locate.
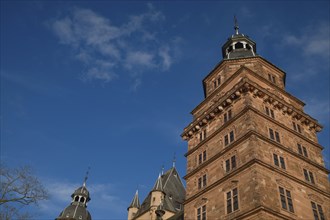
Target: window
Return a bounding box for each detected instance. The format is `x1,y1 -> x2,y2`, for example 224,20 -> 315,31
224,131 -> 235,146
297,144 -> 308,157
303,169 -> 315,184
198,174 -> 207,189
268,73 -> 276,83
265,106 -> 275,119
225,155 -> 237,173
226,188 -> 239,214
213,77 -> 221,89
273,154 -> 286,169
311,202 -> 325,220
197,205 -> 206,220
198,150 -> 207,165
269,128 -> 280,143
224,109 -> 232,123
199,130 -> 207,142
292,122 -> 302,133
279,187 -> 294,213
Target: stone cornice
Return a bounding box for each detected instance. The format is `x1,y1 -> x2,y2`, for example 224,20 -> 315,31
233,205 -> 296,220
184,158 -> 330,205
193,64 -> 304,119
181,77 -> 322,141
184,129 -> 328,180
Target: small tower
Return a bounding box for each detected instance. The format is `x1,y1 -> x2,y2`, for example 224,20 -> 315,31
127,190 -> 140,220
56,174 -> 92,220
221,17 -> 256,59
151,173 -> 165,208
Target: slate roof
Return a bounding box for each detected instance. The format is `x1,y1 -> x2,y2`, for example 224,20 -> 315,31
128,190 -> 140,209
133,167 -> 185,219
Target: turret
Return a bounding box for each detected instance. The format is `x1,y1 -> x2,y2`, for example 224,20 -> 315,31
56,171 -> 92,220
127,190 -> 140,220
221,16 -> 256,59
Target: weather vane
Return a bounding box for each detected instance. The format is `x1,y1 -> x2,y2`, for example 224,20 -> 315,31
234,15 -> 239,35
83,166 -> 91,187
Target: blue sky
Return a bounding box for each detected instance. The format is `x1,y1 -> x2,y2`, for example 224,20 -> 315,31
1,1 -> 329,219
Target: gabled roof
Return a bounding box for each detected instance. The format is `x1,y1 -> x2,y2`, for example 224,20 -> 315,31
133,167 -> 185,219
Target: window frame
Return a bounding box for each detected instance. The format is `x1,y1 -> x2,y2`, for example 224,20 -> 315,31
224,109 -> 232,123
265,106 -> 275,119
226,187 -> 239,214
198,174 -> 207,189
224,130 -> 235,146
278,186 -> 294,213
225,155 -> 237,173
303,169 -> 315,184
197,205 -> 206,220
199,129 -> 207,142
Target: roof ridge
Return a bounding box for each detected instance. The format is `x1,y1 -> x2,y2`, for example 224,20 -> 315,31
163,167 -> 175,189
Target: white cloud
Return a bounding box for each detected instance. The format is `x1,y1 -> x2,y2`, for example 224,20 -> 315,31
282,22 -> 330,58
50,4 -> 177,86
125,51 -> 155,69
159,46 -> 172,71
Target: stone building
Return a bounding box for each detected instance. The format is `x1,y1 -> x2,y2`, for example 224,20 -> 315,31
127,166 -> 185,220
180,22 -> 330,219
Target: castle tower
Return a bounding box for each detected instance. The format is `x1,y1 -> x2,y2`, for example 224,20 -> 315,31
128,190 -> 141,220
181,19 -> 330,219
56,178 -> 92,220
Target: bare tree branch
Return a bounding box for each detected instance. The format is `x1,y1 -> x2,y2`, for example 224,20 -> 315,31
0,163 -> 48,219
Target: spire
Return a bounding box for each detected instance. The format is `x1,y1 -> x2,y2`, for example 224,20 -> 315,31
234,15 -> 239,35
129,190 -> 140,209
153,173 -> 163,192
161,164 -> 164,175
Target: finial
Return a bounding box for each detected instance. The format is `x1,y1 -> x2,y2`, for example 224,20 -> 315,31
161,164 -> 164,175
234,15 -> 239,35
172,153 -> 176,168
83,167 -> 91,187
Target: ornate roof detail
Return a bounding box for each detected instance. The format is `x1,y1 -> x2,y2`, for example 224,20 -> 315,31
132,167 -> 185,219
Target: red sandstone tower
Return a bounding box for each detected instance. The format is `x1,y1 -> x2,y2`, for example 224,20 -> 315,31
181,21 -> 329,219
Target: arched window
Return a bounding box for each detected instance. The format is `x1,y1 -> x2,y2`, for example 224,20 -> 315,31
80,197 -> 85,203
235,42 -> 244,49
246,44 -> 251,50
75,196 -> 79,202
228,46 -> 233,53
